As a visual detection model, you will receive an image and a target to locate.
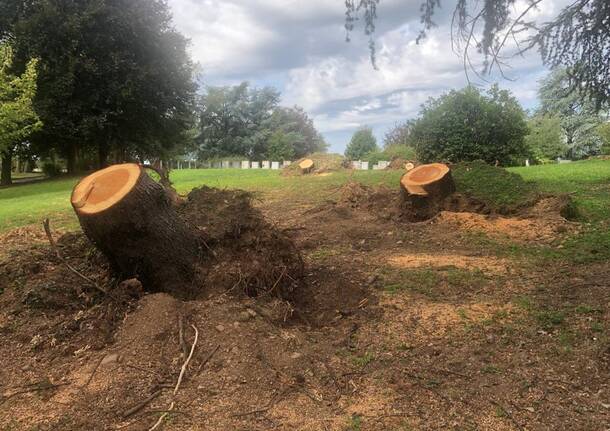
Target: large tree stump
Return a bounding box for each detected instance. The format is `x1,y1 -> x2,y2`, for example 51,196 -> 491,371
399,163 -> 455,221
71,163 -> 201,295
298,158 -> 314,174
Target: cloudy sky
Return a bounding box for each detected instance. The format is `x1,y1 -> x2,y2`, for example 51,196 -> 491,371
168,0 -> 569,153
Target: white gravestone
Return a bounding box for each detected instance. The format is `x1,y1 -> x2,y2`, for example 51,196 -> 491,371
282,160 -> 291,168
241,161 -> 250,169
262,161 -> 270,169
361,161 -> 369,170
251,161 -> 260,169
271,161 -> 280,170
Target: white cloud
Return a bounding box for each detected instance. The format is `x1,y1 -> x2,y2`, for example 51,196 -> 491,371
167,0 -> 571,150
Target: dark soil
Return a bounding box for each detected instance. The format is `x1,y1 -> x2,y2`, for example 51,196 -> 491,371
0,181 -> 607,430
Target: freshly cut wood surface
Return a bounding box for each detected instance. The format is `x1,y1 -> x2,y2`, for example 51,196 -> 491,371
401,163 -> 450,196
71,163 -> 141,214
399,162 -> 455,221
298,159 -> 314,170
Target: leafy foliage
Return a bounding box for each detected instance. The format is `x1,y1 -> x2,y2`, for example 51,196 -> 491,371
196,82 -> 326,161
537,69 -> 604,159
345,0 -> 610,109
345,127 -> 378,160
597,123 -> 610,155
0,43 -> 42,185
410,85 -> 528,165
0,44 -> 41,153
525,115 -> 566,162
4,0 -> 197,170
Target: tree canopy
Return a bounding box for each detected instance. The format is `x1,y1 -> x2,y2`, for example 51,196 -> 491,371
410,85 -> 528,165
2,0 -> 196,172
537,68 -> 604,159
345,0 -> 610,109
525,115 -> 566,162
0,43 -> 41,185
196,82 -> 326,161
345,127 -> 378,160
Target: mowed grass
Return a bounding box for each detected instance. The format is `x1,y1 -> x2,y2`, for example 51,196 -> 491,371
509,159 -> 610,223
0,169 -> 402,232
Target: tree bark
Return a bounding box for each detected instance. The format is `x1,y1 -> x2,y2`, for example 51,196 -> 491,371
1,150 -> 13,186
399,163 -> 455,221
71,163 -> 201,296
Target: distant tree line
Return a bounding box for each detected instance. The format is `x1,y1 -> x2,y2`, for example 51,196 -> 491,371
0,0 -> 325,185
353,75 -> 610,167
197,82 -> 327,162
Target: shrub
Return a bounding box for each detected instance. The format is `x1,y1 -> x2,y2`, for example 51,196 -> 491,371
42,161 -> 61,177
411,85 -> 529,165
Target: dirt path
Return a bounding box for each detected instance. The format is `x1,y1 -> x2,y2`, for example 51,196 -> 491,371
0,186 -> 608,430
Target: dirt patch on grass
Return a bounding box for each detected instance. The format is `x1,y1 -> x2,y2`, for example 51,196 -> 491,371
435,209 -> 578,244
387,253 -> 510,274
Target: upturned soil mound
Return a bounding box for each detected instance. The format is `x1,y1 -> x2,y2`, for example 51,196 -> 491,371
179,186 -> 304,298
281,153 -> 346,176
314,181 -> 578,243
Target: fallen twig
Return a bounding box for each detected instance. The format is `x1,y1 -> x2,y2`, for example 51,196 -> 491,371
82,355 -> 106,389
195,344 -> 220,376
232,387 -> 293,417
43,218 -> 107,295
148,324 -> 199,431
123,390 -> 162,418
0,381 -> 69,405
178,315 -> 188,360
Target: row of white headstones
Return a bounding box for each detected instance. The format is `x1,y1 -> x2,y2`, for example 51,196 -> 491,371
175,159 -> 393,170
219,160 -> 391,170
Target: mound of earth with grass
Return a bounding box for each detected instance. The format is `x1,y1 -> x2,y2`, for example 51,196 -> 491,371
281,153 -> 346,176
309,161 -> 579,243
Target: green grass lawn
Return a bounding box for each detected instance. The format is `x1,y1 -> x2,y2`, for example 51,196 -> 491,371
1,160 -> 609,243
509,160 -> 610,223
0,169 -> 402,232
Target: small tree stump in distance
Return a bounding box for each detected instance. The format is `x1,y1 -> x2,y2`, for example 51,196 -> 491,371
298,158 -> 314,174
399,162 -> 455,221
71,163 -> 201,296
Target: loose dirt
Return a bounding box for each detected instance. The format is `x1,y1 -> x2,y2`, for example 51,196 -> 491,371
0,181 -> 607,430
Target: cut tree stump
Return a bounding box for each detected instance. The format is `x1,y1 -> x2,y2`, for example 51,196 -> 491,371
71,163 -> 201,296
399,162 -> 455,221
298,158 -> 314,174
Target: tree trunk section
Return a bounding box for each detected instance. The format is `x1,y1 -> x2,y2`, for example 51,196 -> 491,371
399,163 -> 455,221
71,163 -> 201,296
1,150 -> 12,186
298,158 -> 314,174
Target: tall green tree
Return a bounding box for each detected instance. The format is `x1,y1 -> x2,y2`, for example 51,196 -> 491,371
196,83 -> 280,160
537,69 -> 603,159
261,106 -> 327,159
4,0 -> 196,171
410,85 -> 528,165
196,84 -> 326,160
525,115 -> 566,161
345,126 -> 378,160
0,44 -> 41,186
